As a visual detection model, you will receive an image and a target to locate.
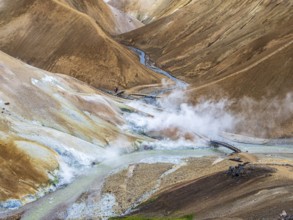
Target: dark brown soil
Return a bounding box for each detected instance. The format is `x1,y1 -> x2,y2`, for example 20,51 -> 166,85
131,165 -> 293,220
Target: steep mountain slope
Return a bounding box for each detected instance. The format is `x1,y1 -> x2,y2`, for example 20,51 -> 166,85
192,42 -> 293,138
118,0 -> 293,137
0,50 -> 145,206
0,0 -> 162,90
107,0 -> 193,24
119,0 -> 292,87
56,0 -> 144,35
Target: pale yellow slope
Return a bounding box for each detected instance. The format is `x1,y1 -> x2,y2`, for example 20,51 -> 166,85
0,50 -> 145,203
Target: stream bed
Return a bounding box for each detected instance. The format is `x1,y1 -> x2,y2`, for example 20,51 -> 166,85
1,47 -> 292,220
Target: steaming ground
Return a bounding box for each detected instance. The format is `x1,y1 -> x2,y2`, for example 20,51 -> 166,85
0,43 -> 291,218
128,86 -> 293,140
1,51 -> 292,217
124,88 -> 237,150
0,49 -> 235,214
0,51 -> 150,210
0,0 -> 292,218
235,93 -> 293,138
0,35 -> 245,214
2,68 -> 293,219
97,90 -> 293,219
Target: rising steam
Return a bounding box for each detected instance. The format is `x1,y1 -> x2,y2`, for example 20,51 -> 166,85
124,89 -> 237,149
124,88 -> 293,148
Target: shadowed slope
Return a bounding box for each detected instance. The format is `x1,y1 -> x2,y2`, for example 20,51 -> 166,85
0,0 -> 162,90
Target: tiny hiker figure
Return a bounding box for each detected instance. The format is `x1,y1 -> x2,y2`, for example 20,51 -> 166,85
114,87 -> 118,94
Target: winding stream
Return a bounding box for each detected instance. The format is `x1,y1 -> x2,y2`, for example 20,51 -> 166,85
128,47 -> 188,89
20,150 -> 223,220
2,47 -> 293,220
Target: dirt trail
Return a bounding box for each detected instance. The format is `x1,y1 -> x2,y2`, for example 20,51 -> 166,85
191,38 -> 293,91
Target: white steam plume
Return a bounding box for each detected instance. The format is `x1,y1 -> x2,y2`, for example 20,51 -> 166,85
235,93 -> 293,137
125,89 -> 237,149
